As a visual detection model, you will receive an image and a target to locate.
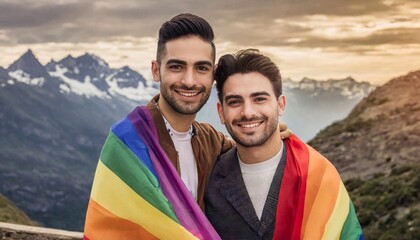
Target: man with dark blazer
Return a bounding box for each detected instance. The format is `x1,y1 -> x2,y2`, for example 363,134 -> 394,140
204,49 -> 364,240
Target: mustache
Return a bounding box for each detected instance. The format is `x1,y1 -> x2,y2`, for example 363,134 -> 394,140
232,116 -> 265,125
171,84 -> 205,92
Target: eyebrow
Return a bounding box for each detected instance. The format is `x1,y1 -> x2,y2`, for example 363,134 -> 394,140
195,60 -> 213,67
250,91 -> 270,98
166,59 -> 213,67
166,59 -> 186,65
165,59 -> 213,67
224,94 -> 242,102
224,91 -> 270,102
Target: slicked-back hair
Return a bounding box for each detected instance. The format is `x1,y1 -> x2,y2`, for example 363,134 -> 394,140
156,13 -> 215,63
215,49 -> 282,103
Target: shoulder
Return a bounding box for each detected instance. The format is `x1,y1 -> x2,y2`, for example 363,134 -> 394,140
286,134 -> 342,180
193,122 -> 234,148
193,121 -> 220,135
212,147 -> 238,176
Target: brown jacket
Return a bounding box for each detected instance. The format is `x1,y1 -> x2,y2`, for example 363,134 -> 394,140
146,95 -> 234,210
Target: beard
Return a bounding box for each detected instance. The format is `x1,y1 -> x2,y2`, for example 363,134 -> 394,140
160,84 -> 211,115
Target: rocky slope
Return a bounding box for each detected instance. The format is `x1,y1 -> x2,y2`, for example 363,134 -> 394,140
309,70 -> 420,180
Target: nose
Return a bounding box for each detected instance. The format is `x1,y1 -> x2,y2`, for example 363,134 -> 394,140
241,101 -> 256,118
181,67 -> 196,87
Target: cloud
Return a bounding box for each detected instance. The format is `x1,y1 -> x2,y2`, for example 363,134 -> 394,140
0,0 -> 418,49
1,0 -> 419,84
0,1 -> 92,28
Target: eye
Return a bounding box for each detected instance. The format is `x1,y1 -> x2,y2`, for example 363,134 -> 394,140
254,97 -> 267,103
196,65 -> 210,72
168,64 -> 183,71
226,99 -> 241,106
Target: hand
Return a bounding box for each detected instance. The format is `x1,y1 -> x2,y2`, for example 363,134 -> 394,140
279,122 -> 292,139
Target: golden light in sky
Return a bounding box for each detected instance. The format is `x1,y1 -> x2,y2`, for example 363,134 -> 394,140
0,0 -> 419,85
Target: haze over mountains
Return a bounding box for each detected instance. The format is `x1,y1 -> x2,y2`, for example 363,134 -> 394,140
0,49 -> 374,231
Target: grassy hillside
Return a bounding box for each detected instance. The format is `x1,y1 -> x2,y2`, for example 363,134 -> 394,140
0,193 -> 37,226
347,164 -> 420,239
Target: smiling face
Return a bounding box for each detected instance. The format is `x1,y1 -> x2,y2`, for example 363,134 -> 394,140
152,35 -> 214,116
217,72 -> 285,148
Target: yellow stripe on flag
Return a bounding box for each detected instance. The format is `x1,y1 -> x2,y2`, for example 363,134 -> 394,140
90,161 -> 199,240
322,181 -> 350,240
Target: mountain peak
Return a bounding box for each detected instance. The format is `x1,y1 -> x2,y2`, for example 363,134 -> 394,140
62,54 -> 76,62
7,49 -> 50,80
24,49 -> 35,57
121,66 -> 131,71
57,54 -> 77,68
76,53 -> 108,68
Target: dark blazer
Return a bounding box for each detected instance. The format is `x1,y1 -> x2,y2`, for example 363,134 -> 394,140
205,146 -> 287,240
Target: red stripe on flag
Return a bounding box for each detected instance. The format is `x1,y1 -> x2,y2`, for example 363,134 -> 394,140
274,135 -> 309,240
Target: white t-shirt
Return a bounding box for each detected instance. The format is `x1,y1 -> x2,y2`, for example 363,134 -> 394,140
238,146 -> 283,219
163,118 -> 198,200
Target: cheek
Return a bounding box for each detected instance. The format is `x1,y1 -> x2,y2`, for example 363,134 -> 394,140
161,72 -> 178,84
224,109 -> 240,122
198,74 -> 214,86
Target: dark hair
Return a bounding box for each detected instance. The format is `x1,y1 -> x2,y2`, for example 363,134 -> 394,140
215,49 -> 282,103
156,13 -> 215,63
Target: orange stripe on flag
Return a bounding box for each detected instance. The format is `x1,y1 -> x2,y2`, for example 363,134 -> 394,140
84,198 -> 158,240
301,146 -> 340,239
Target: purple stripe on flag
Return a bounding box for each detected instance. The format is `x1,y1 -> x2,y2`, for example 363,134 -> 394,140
127,106 -> 220,240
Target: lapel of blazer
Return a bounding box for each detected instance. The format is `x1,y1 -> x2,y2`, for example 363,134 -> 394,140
258,145 -> 287,236
217,147 -> 261,233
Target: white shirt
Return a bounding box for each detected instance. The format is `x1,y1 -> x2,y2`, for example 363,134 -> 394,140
163,117 -> 198,200
238,145 -> 283,219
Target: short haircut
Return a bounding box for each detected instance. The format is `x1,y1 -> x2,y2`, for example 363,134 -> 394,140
156,13 -> 215,63
215,49 -> 282,103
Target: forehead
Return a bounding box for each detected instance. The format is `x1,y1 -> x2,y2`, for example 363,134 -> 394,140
162,36 -> 213,64
223,72 -> 274,97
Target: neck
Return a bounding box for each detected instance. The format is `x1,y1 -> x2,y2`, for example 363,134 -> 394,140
237,130 -> 283,164
157,97 -> 196,132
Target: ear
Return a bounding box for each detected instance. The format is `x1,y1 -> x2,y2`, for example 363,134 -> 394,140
277,95 -> 286,117
217,101 -> 225,125
151,60 -> 161,82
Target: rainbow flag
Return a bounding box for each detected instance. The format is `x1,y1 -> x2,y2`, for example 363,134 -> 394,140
274,135 -> 364,240
84,106 -> 220,240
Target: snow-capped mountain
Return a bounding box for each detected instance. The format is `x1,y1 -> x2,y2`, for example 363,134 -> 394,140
0,49 -> 157,231
44,52 -> 158,100
3,49 -> 159,101
283,77 -> 374,99
6,49 -> 61,90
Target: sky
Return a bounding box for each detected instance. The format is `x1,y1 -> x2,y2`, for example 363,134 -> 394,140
1,0 -> 419,85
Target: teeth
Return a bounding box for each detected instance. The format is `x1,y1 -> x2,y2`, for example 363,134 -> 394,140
239,123 -> 260,128
179,92 -> 199,97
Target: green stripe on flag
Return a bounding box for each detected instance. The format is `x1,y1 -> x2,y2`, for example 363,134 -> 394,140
99,131 -> 179,222
340,200 -> 363,240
